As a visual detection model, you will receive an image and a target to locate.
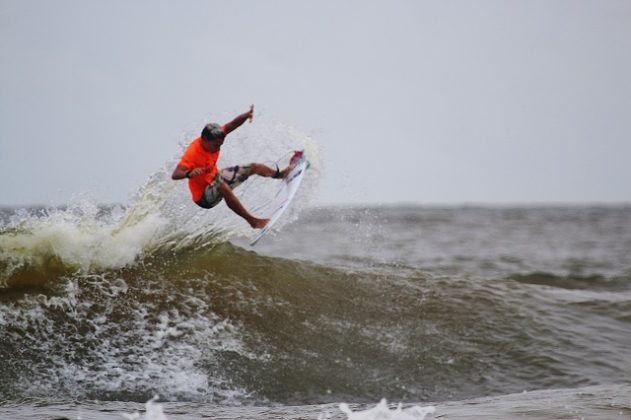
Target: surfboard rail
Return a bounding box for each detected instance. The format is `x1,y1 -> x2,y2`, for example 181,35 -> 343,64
249,152 -> 308,246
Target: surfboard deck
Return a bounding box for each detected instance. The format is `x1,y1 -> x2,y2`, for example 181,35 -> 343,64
250,152 -> 308,246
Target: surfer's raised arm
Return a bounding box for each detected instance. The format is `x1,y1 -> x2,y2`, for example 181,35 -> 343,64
222,105 -> 254,136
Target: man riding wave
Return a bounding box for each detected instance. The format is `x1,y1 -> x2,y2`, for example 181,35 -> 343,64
171,105 -> 301,229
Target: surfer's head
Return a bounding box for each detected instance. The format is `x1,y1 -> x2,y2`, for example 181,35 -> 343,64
202,123 -> 225,141
201,123 -> 225,151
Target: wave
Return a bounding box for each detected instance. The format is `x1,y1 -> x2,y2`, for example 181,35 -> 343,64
2,158 -> 630,405
1,241 -> 629,404
0,121 -> 328,403
510,271 -> 631,291
0,121 -> 320,289
0,242 -> 391,402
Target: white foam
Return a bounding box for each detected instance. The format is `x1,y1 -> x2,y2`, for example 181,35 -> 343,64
2,273 -> 255,403
122,396 -> 169,420
336,399 -> 436,420
0,200 -> 168,273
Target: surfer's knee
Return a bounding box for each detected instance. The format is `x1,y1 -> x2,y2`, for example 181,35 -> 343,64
250,162 -> 263,173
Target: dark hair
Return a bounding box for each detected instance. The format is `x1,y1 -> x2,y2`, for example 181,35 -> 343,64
201,123 -> 225,141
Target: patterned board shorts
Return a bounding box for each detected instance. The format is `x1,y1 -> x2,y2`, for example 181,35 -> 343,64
195,165 -> 253,209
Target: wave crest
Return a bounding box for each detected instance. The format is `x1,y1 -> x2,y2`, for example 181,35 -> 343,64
0,121 -> 319,288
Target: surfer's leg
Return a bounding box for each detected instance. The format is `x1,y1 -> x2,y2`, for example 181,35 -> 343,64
221,163 -> 280,181
216,180 -> 269,229
231,162 -> 286,179
250,151 -> 304,179
220,165 -> 253,190
249,163 -> 277,178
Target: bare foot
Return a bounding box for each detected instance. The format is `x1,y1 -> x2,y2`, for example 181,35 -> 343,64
249,217 -> 269,229
279,151 -> 304,178
279,166 -> 292,179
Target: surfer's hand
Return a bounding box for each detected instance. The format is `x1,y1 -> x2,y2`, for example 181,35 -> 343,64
247,105 -> 254,122
188,167 -> 207,178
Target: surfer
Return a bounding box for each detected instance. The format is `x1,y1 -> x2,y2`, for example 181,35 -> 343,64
171,105 -> 299,229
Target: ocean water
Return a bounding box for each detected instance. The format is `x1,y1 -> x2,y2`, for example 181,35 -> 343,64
1,128 -> 630,418
2,202 -> 630,419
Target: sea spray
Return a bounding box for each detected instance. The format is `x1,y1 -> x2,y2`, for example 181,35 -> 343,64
0,120 -> 321,287
125,397 -> 437,420
0,201 -> 169,283
317,399 -> 436,420
123,396 -> 169,420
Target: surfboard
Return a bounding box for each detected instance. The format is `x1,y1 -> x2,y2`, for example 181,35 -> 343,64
250,151 -> 308,246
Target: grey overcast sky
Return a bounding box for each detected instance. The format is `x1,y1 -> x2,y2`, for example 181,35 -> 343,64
1,0 -> 630,207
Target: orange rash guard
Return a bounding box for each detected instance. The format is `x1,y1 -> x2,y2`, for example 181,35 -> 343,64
178,137 -> 220,202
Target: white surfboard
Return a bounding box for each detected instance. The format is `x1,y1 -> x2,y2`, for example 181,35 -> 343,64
250,152 -> 308,246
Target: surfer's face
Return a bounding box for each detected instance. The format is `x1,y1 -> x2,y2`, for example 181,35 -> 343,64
203,138 -> 224,152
